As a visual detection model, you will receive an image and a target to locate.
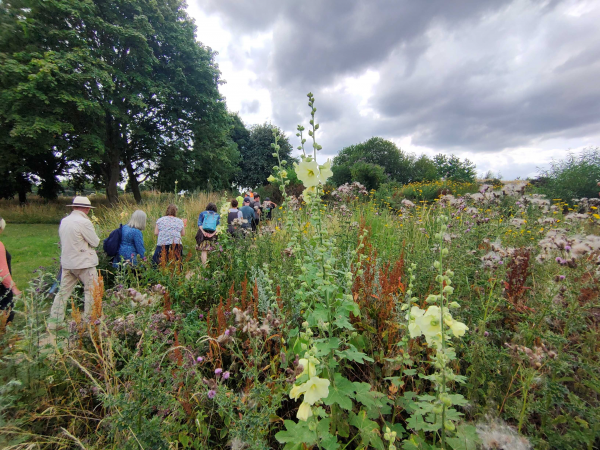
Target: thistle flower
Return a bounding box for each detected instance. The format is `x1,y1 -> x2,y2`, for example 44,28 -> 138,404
207,389 -> 216,399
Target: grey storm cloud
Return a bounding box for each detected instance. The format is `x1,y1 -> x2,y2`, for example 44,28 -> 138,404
196,0 -> 600,157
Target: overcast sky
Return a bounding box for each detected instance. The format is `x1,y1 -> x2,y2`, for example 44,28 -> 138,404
187,0 -> 600,180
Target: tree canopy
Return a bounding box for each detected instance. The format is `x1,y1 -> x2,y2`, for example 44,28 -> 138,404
235,123 -> 293,190
0,0 -> 235,202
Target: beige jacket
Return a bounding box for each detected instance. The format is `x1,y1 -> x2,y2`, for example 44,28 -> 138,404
59,210 -> 100,269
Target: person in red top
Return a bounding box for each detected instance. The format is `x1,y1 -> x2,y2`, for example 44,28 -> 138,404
0,217 -> 21,324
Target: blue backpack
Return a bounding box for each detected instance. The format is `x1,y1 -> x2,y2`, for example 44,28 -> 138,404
103,224 -> 123,258
202,212 -> 219,233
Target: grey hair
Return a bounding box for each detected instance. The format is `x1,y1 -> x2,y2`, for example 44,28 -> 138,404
128,210 -> 147,230
0,217 -> 5,232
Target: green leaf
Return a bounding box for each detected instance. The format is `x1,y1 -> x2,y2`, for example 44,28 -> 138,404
336,346 -> 374,363
314,338 -> 341,357
353,382 -> 391,417
275,420 -> 317,447
317,419 -> 340,450
324,373 -> 355,411
446,424 -> 481,450
349,410 -> 385,450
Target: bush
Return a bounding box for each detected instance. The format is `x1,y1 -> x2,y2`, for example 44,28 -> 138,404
536,148 -> 600,204
350,162 -> 387,191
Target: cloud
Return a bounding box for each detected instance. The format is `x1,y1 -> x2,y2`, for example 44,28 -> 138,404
190,0 -> 600,178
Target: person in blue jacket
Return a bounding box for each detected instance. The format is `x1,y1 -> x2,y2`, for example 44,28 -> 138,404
196,203 -> 220,265
114,210 -> 147,268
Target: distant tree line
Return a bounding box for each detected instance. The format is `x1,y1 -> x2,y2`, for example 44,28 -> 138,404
331,137 -> 477,190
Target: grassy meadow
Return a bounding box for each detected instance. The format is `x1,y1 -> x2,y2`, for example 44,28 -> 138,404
0,183 -> 599,449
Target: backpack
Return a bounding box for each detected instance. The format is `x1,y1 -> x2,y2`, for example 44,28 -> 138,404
202,212 -> 218,233
103,224 -> 123,258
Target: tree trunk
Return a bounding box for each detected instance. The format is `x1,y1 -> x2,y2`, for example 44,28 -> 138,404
125,160 -> 142,204
16,173 -> 30,204
106,151 -> 120,204
105,114 -> 121,204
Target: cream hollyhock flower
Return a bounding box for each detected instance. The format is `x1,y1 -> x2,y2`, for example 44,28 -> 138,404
407,306 -> 426,338
319,160 -> 333,182
267,175 -> 276,183
301,377 -> 330,405
295,160 -> 320,187
444,316 -> 468,337
297,401 -> 313,421
280,170 -> 288,178
290,384 -> 306,400
298,358 -> 318,378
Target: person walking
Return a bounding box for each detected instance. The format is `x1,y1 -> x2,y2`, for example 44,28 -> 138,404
263,197 -> 277,221
240,197 -> 256,232
196,202 -> 220,265
0,217 -> 21,324
253,193 -> 263,229
227,199 -> 244,237
153,204 -> 187,265
113,210 -> 147,268
49,196 -> 100,330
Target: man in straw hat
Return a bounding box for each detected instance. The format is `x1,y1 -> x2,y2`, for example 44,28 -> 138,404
48,196 -> 100,330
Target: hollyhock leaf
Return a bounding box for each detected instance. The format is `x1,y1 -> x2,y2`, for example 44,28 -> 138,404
275,420 -> 317,447
324,373 -> 355,410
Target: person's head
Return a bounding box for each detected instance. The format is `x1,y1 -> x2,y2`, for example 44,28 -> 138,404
128,210 -> 147,230
244,197 -> 251,205
265,197 -> 270,202
165,204 -> 178,217
206,202 -> 217,213
0,217 -> 5,234
68,196 -> 94,215
254,193 -> 260,201
231,199 -> 238,208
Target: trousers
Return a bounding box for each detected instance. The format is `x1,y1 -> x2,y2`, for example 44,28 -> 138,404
49,267 -> 98,327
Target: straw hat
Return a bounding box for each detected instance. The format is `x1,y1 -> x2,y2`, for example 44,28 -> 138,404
67,196 -> 95,208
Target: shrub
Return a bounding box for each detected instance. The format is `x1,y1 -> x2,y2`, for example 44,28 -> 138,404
536,147 -> 600,204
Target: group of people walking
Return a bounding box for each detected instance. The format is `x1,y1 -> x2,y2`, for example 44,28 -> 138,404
0,193 -> 276,330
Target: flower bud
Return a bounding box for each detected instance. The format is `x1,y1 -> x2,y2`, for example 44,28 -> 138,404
449,301 -> 460,309
443,286 -> 454,295
442,248 -> 449,256
433,261 -> 441,269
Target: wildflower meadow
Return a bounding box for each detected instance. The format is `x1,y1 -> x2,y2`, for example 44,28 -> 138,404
1,95 -> 600,450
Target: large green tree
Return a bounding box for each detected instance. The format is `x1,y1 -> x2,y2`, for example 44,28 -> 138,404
0,0 -> 234,203
433,154 -> 477,182
235,123 -> 293,189
331,137 -> 413,186
0,0 -> 108,201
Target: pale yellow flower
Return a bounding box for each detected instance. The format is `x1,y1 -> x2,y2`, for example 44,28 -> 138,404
301,377 -> 330,405
267,175 -> 276,183
295,160 -> 320,187
319,159 -> 333,182
290,384 -> 305,400
298,358 -> 318,378
297,401 -> 313,421
280,170 -> 288,178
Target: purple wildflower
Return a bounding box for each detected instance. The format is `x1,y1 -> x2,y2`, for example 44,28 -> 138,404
484,331 -> 490,337
207,389 -> 216,399
559,275 -> 565,280
215,368 -> 223,375
222,371 -> 230,380
197,356 -> 204,363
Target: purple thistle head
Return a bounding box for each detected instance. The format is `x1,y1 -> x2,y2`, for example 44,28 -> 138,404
222,371 -> 230,380
559,275 -> 565,280
215,368 -> 223,375
197,356 -> 204,363
564,245 -> 571,251
484,331 -> 490,337
207,389 -> 216,399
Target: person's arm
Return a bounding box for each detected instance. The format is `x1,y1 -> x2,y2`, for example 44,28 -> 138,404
134,229 -> 145,259
180,219 -> 186,237
237,210 -> 243,219
0,242 -> 19,295
197,212 -> 205,229
81,221 -> 100,248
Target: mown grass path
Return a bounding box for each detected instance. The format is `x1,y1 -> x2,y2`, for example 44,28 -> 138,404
1,224 -> 59,288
